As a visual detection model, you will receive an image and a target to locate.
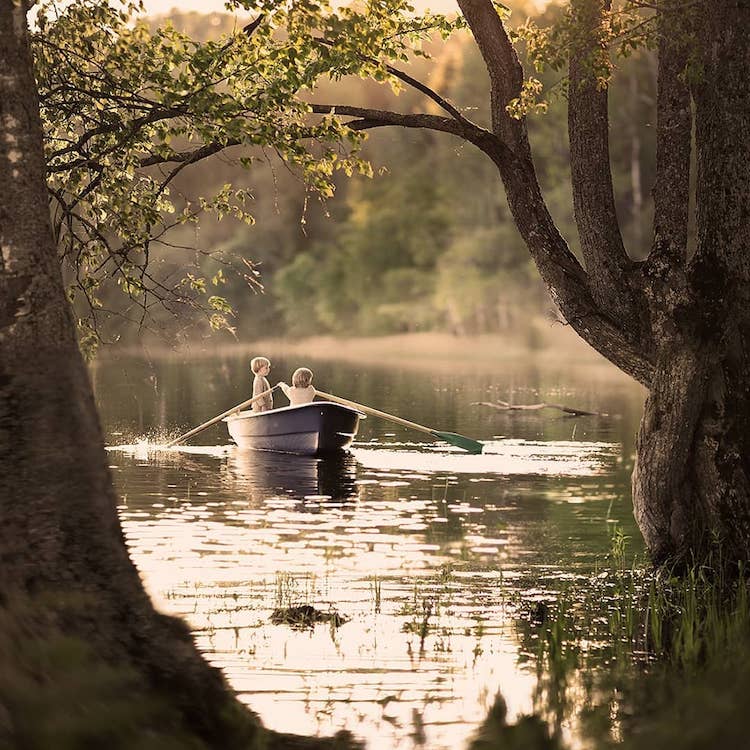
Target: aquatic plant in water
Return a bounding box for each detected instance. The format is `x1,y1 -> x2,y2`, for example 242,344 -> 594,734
518,533 -> 750,749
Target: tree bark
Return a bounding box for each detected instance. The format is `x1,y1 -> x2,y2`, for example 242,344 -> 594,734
0,3 -> 352,746
631,0 -> 750,564
568,0 -> 642,333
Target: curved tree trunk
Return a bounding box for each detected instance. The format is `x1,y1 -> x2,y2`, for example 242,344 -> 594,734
0,4 -> 351,747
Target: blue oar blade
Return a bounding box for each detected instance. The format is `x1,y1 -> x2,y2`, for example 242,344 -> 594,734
432,431 -> 484,454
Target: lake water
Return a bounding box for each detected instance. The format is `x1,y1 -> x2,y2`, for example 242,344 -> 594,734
94,345 -> 646,749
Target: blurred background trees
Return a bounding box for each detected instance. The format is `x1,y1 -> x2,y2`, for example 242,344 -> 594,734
81,3 -> 658,345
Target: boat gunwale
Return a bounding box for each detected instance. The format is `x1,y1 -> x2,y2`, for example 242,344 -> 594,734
223,400 -> 365,423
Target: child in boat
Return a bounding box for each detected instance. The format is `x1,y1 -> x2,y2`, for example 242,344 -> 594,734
250,356 -> 274,412
278,367 -> 316,406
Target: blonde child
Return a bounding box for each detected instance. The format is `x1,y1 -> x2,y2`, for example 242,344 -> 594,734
278,367 -> 315,406
250,356 -> 274,412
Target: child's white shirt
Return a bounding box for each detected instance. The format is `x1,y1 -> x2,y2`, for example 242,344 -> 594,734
279,383 -> 315,406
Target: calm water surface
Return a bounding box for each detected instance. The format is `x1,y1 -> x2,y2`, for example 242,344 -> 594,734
94,348 -> 645,749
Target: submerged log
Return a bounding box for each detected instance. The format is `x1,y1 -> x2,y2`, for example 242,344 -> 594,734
473,400 -> 604,417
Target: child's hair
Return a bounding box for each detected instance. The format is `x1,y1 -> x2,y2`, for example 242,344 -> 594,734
292,367 -> 313,388
250,356 -> 271,374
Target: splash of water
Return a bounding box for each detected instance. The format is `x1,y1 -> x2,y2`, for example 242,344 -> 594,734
107,434 -> 234,459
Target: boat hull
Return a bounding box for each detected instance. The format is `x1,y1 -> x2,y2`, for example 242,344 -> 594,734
224,401 -> 361,455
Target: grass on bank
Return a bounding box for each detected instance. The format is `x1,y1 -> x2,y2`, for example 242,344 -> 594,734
514,534 -> 750,750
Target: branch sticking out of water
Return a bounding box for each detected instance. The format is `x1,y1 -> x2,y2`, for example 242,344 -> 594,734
472,401 -> 605,417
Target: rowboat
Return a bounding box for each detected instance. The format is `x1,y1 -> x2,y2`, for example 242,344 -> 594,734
224,401 -> 363,455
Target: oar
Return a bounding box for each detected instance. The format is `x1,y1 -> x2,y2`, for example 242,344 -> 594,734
165,385 -> 279,447
314,389 -> 484,454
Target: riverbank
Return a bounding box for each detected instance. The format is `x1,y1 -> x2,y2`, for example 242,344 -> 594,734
253,329 -> 587,368
119,322 -> 637,383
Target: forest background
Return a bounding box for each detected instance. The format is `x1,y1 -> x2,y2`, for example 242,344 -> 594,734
101,1 -> 657,346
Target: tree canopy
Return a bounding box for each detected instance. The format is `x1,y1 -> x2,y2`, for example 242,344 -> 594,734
35,0 -> 464,350
36,0 -> 664,347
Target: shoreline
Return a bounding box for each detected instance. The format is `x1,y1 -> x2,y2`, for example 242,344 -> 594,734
98,326 -> 639,383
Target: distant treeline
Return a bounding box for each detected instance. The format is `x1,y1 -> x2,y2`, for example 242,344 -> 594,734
111,4 -> 657,344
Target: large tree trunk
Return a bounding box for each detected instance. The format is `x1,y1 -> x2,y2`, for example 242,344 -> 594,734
0,4 -> 348,747
632,0 -> 750,565
632,347 -> 750,564
0,2 -> 254,743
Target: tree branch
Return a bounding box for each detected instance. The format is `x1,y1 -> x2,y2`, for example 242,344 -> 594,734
315,37 -> 473,125
46,105 -> 189,169
138,139 -> 242,168
242,15 -> 263,38
568,0 -> 641,331
647,0 -> 692,269
215,13 -> 264,55
139,107 -> 483,169
133,103 -> 487,170
311,103 -> 488,141
456,0 -> 653,385
382,63 -> 469,122
473,400 -> 605,417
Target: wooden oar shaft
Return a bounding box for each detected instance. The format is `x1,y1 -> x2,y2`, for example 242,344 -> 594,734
314,389 -> 437,437
166,385 -> 278,447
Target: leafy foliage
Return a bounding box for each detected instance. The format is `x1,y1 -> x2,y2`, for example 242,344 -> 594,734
35,0 -> 462,350
512,0 -> 657,78
33,0 -> 660,347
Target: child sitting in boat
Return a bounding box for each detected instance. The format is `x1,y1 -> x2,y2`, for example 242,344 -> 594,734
250,356 -> 274,412
278,367 -> 316,406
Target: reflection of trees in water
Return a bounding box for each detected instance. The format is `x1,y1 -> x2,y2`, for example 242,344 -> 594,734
114,452 -> 249,530
116,441 -> 637,566
227,449 -> 358,504
415,470 -> 637,566
501,473 -> 639,565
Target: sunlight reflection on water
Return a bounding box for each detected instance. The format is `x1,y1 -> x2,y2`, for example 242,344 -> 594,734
354,439 -> 617,476
106,433 -> 632,750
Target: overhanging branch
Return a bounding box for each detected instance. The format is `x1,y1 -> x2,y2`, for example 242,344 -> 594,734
139,139 -> 242,168
315,37 -> 474,125
311,103 -> 490,142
